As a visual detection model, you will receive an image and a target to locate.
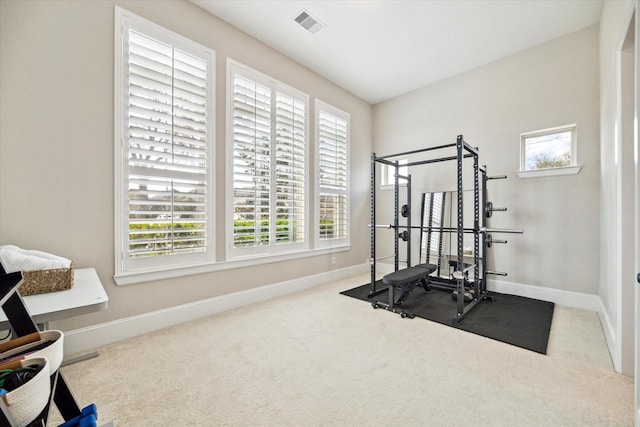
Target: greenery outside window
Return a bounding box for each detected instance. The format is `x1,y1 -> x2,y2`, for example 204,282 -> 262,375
518,124 -> 581,178
114,7 -> 216,282
316,101 -> 349,247
227,60 -> 308,259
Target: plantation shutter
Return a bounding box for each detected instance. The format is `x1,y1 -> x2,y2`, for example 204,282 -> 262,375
275,93 -> 306,244
126,29 -> 210,259
428,192 -> 443,255
318,108 -> 348,241
232,75 -> 272,247
231,67 -> 307,251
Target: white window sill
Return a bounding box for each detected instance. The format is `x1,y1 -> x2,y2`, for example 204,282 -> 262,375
114,245 -> 351,285
517,165 -> 582,179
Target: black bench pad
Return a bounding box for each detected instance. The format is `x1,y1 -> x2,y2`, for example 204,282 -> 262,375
415,263 -> 437,274
383,267 -> 430,286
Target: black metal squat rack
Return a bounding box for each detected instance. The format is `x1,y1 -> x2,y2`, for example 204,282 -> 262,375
370,135 -> 521,324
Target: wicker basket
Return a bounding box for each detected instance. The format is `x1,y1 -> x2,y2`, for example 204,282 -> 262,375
0,330 -> 64,375
0,357 -> 50,427
18,262 -> 74,296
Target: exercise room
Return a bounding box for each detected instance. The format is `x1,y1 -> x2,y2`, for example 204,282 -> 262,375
0,0 -> 638,425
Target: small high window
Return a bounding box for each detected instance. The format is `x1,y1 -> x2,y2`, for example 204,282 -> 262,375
381,159 -> 408,188
519,124 -> 581,178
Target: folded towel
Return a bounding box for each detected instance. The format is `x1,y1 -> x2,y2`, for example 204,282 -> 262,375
0,245 -> 71,273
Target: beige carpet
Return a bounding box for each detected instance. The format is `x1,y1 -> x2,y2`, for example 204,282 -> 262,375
50,273 -> 633,426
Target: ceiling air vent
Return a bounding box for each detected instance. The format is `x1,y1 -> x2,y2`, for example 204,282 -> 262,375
294,10 -> 324,34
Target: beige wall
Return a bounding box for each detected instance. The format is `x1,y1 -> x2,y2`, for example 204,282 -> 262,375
0,0 -> 372,330
373,25 -> 601,293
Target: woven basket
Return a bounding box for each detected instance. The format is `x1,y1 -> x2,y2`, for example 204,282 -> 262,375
18,262 -> 74,296
0,330 -> 64,375
0,357 -> 50,427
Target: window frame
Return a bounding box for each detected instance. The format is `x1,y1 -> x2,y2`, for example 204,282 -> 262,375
315,100 -> 350,249
518,124 -> 581,178
380,158 -> 408,189
114,7 -> 216,283
225,59 -> 310,260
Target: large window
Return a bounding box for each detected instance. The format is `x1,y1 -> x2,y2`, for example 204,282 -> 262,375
115,8 -> 215,280
228,61 -> 308,258
316,101 -> 349,247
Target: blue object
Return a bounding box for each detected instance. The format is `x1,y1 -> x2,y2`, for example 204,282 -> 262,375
78,413 -> 97,427
56,404 -> 98,427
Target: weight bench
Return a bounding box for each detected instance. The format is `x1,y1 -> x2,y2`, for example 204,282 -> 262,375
371,263 -> 437,318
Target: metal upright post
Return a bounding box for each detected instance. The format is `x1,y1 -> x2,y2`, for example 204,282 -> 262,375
426,193 -> 433,264
370,153 -> 377,294
481,167 -> 488,294
420,192 -> 427,264
394,161 -> 399,272
473,151 -> 480,299
406,174 -> 412,267
456,135 -> 464,319
437,192 -> 446,276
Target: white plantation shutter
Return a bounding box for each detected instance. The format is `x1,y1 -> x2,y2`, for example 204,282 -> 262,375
275,93 -> 306,244
230,63 -> 307,254
116,9 -> 215,275
232,75 -> 272,247
424,192 -> 444,257
317,104 -> 349,242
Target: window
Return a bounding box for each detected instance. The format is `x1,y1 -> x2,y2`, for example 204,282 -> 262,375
316,101 -> 349,246
115,8 -> 215,280
381,158 -> 408,188
228,61 -> 308,258
424,192 -> 444,256
518,124 -> 581,178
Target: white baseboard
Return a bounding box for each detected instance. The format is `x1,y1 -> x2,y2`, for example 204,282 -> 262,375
596,297 -> 619,372
487,279 -> 602,311
64,263 -> 369,355
65,266 -> 609,358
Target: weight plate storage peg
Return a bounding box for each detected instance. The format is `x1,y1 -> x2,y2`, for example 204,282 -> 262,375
401,204 -> 409,217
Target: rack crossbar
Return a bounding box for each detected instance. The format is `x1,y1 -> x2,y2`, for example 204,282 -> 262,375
375,142 -> 457,160
405,153 -> 474,167
376,158 -> 398,167
462,141 -> 479,156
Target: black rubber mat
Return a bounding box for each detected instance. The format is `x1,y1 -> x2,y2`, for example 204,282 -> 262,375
341,280 -> 554,354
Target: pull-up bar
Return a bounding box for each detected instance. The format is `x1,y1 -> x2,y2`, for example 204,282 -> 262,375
375,135 -> 478,162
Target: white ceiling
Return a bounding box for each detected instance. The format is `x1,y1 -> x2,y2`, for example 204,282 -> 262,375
191,0 -> 603,104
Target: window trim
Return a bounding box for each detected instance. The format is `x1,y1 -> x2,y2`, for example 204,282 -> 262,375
225,59 -> 310,260
518,124 -> 581,178
315,100 -> 350,249
114,7 -> 216,284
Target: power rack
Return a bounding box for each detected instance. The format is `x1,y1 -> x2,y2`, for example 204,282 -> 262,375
370,135 -> 522,324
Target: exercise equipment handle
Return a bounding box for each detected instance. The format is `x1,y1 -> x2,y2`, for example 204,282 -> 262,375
482,227 -> 523,234
452,263 -> 477,280
486,270 -> 508,276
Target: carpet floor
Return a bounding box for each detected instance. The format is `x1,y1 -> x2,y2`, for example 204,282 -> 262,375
48,273 -> 631,426
341,280 -> 554,354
